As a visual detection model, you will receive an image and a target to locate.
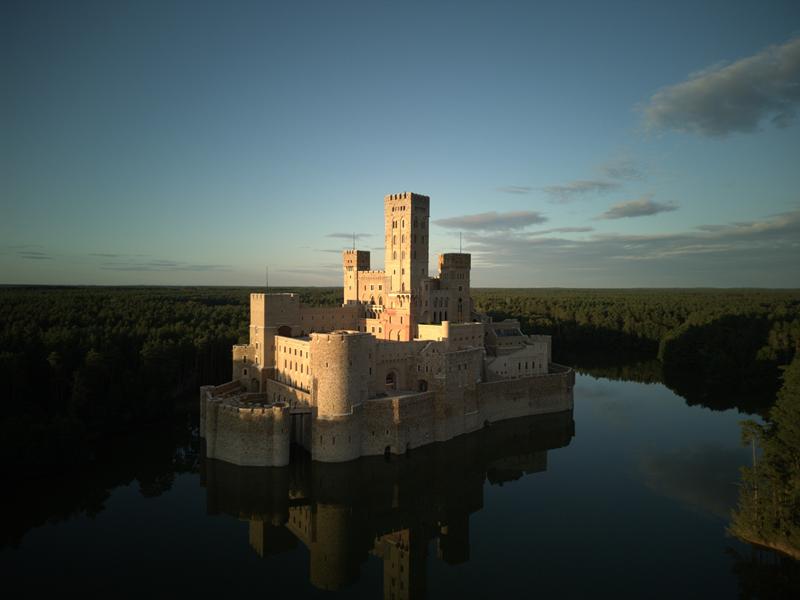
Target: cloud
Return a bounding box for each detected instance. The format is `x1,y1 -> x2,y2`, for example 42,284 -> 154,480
273,265 -> 340,277
313,248 -> 347,254
326,232 -> 371,240
527,226 -> 595,236
639,444 -> 746,519
601,158 -> 643,181
597,196 -> 678,220
17,251 -> 53,260
496,185 -> 533,194
462,208 -> 800,286
542,180 -> 620,203
644,36 -> 800,136
99,258 -> 230,272
434,210 -> 547,231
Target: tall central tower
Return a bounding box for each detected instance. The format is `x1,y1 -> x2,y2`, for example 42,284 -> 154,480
384,192 -> 430,295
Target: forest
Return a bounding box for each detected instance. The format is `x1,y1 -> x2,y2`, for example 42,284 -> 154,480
473,288 -> 800,414
730,354 -> 800,561
1,286 -> 798,469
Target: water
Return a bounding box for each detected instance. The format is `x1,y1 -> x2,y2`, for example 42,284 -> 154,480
2,373 -> 797,597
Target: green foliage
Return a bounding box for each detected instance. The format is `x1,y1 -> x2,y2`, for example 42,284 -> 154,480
0,285 -> 339,468
473,288 -> 800,413
731,355 -> 800,559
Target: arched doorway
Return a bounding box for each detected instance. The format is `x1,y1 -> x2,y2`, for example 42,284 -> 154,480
278,325 -> 291,337
385,371 -> 397,391
417,379 -> 428,392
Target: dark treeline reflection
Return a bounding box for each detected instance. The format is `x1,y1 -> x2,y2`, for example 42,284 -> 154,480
0,416 -> 201,549
200,411 -> 575,596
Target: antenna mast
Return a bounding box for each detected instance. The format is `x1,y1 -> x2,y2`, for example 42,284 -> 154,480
265,265 -> 269,293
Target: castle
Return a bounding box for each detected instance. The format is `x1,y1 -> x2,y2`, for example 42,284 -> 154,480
200,192 -> 574,466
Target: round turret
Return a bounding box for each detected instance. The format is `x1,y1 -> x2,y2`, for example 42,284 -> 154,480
310,331 -> 373,418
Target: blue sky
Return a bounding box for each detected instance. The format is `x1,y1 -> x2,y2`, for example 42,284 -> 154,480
2,0 -> 799,287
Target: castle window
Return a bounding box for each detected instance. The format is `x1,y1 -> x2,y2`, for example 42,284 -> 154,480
243,369 -> 247,375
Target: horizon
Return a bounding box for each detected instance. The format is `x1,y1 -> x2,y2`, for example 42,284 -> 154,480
3,0 -> 800,287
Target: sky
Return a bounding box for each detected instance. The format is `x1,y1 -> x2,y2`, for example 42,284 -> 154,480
2,0 -> 800,287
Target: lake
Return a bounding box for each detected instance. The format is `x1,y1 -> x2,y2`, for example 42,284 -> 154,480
2,372 -> 797,597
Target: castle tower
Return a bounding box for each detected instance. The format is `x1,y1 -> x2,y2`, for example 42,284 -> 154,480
384,192 -> 430,296
438,253 -> 471,323
310,331 -> 373,418
310,331 -> 374,462
342,250 -> 370,305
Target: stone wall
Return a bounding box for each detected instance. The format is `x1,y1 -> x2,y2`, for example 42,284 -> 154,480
274,335 -> 312,391
202,392 -> 291,467
310,331 -> 373,418
298,304 -> 360,334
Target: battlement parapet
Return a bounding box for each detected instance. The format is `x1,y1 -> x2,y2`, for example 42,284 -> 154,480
439,253 -> 471,269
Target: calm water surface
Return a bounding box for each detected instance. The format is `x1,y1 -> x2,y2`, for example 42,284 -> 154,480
2,373 -> 795,597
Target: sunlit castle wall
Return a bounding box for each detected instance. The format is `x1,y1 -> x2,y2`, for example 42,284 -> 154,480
201,391 -> 291,467
342,249 -> 370,305
438,253 -> 472,323
310,331 -> 374,462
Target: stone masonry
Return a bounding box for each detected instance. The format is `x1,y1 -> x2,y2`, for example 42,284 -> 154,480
200,191 -> 574,466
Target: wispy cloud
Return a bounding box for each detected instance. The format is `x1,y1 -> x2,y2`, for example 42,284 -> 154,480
644,36 -> 800,136
597,195 -> 678,220
463,209 -> 800,285
542,180 -> 620,203
496,185 -> 532,194
326,232 -> 371,240
17,251 -> 53,260
434,210 -> 547,231
273,264 -> 340,277
99,258 -> 230,272
527,226 -> 595,236
600,158 -> 643,181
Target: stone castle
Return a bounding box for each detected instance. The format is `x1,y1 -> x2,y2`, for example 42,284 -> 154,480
200,192 -> 574,466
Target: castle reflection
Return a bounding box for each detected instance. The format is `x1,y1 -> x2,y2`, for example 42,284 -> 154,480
200,410 -> 575,598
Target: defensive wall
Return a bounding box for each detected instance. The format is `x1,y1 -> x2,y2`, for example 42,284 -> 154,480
201,385 -> 291,467
201,361 -> 573,466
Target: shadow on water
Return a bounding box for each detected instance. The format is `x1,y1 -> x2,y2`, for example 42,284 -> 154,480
0,416 -> 201,549
199,411 -> 576,595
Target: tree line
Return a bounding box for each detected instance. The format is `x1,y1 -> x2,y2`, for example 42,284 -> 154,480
0,285 -> 340,468
2,286 -> 798,468
473,288 -> 800,414
730,353 -> 800,561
